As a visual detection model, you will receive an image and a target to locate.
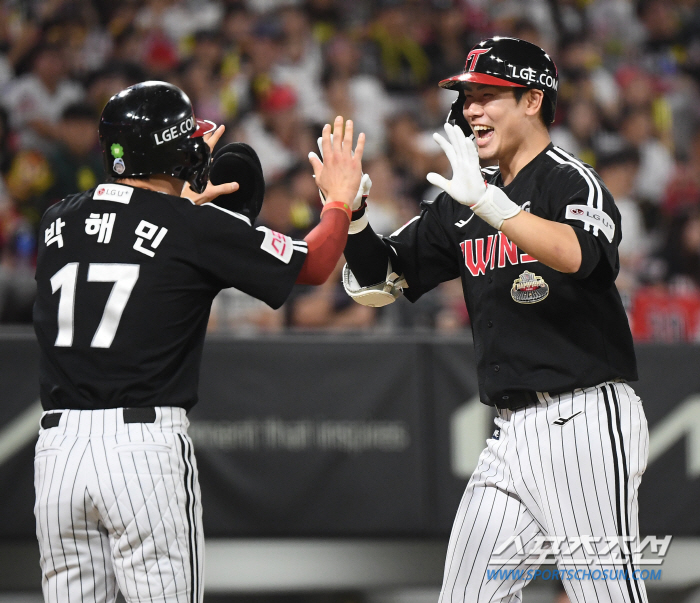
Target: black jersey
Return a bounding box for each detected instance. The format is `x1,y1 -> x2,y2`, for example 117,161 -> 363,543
384,144 -> 637,404
34,183 -> 307,411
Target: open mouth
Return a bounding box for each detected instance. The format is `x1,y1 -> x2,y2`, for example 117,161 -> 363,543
472,124 -> 494,145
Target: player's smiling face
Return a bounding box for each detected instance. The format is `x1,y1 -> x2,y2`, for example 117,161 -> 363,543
462,84 -> 527,162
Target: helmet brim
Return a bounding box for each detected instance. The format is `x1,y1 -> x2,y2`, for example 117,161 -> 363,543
191,118 -> 217,138
439,72 -> 527,90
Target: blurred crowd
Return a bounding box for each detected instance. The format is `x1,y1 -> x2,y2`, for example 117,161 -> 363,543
2,0 -> 700,341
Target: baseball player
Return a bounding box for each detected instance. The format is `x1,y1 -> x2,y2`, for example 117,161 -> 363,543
32,81 -> 364,603
341,38 -> 649,602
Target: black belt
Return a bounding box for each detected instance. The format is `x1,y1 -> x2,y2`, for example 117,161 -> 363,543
41,407 -> 157,429
493,390 -> 540,411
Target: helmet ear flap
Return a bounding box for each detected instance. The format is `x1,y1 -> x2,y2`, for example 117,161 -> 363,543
447,91 -> 472,137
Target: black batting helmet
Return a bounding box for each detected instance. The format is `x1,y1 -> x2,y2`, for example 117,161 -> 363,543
99,81 -> 214,193
439,37 -> 558,132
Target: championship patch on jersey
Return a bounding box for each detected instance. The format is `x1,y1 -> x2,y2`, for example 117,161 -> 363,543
93,184 -> 133,204
257,226 -> 294,263
511,270 -> 549,304
565,204 -> 615,242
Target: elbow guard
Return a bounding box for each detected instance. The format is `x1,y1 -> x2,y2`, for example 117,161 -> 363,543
342,261 -> 407,307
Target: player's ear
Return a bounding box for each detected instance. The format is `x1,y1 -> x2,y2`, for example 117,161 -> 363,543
524,89 -> 544,118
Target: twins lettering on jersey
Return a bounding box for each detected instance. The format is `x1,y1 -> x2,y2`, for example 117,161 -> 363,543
460,232 -> 536,277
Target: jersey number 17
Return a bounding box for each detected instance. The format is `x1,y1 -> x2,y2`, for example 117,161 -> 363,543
50,262 -> 140,348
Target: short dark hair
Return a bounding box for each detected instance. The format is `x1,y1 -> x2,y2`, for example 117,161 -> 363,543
512,88 -> 553,126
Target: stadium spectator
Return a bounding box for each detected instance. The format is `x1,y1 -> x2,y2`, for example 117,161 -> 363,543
596,145 -> 651,305
619,106 -> 675,205
658,209 -> 700,291
5,103 -> 103,230
364,0 -> 431,99
662,124 -> 700,217
550,98 -> 605,167
422,3 -> 475,84
274,6 -> 331,124
235,84 -> 306,180
2,43 -> 84,151
134,0 -> 223,45
323,33 -> 393,159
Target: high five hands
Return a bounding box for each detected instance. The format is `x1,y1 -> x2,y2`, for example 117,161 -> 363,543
308,116 -> 366,216
309,129 -> 372,211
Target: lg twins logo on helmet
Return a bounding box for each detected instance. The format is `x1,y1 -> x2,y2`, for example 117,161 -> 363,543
465,48 -> 490,72
152,116 -> 196,146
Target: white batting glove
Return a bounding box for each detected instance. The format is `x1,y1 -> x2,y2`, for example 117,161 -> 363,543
310,135 -> 372,210
355,173 -> 372,207
426,123 -> 486,204
426,123 -> 521,230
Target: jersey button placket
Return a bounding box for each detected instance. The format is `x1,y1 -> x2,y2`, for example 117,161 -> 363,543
494,364 -> 500,372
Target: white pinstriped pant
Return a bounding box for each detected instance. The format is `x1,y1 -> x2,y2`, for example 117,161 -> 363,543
439,381 -> 649,603
34,407 -> 204,603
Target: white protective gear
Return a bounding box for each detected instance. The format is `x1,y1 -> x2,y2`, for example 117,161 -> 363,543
426,123 -> 521,230
342,261 -> 407,307
348,211 -> 369,235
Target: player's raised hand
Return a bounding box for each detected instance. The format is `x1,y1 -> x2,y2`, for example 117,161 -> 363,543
182,123 -> 240,205
308,116 -> 365,213
427,123 -> 520,229
183,178 -> 239,205
426,122 -> 486,206
310,134 -> 372,210
203,123 -> 225,150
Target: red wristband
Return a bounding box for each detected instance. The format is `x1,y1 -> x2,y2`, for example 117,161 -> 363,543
321,200 -> 352,222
